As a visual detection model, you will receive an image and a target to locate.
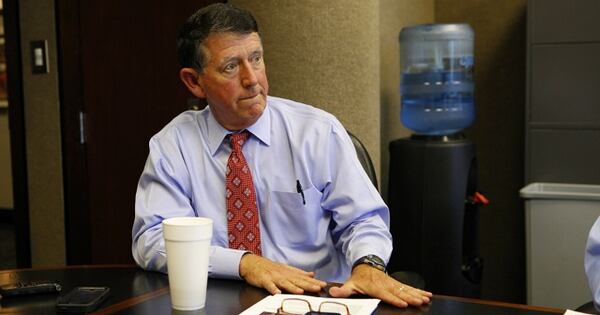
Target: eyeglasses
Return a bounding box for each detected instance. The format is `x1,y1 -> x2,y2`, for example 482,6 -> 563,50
276,298 -> 351,315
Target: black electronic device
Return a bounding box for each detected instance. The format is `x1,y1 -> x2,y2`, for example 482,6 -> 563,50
0,281 -> 62,297
56,286 -> 110,313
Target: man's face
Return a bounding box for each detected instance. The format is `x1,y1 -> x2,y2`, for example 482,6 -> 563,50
195,32 -> 269,131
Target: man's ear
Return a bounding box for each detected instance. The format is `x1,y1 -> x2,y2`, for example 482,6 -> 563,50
179,68 -> 206,98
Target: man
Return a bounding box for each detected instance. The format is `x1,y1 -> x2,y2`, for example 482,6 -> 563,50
586,216 -> 600,311
132,3 -> 431,308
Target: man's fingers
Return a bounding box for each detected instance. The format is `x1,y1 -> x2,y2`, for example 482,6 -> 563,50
291,277 -> 326,293
240,255 -> 329,296
393,284 -> 431,304
306,276 -> 327,288
414,287 -> 433,298
261,267 -> 322,295
264,281 -> 281,295
398,288 -> 428,305
377,287 -> 410,308
277,279 -> 305,294
285,264 -> 308,272
409,287 -> 431,303
343,265 -> 433,308
276,264 -> 326,292
389,276 -> 433,299
285,265 -> 317,277
328,284 -> 355,298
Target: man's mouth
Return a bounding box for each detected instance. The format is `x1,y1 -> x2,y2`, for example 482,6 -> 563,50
240,93 -> 260,101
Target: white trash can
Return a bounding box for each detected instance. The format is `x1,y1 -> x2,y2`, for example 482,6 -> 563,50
520,182 -> 600,309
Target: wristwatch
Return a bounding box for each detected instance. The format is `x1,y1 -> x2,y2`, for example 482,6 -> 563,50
352,254 -> 387,273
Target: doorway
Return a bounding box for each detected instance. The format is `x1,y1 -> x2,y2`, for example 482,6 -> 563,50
0,0 -> 15,266
0,0 -> 31,269
58,0 -> 222,264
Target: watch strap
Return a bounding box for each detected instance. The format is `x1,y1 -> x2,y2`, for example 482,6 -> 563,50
352,254 -> 387,273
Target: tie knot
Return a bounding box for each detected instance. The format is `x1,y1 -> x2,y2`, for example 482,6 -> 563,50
229,131 -> 249,152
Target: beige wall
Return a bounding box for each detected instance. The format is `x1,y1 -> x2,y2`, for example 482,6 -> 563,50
0,111 -> 12,208
231,0 -> 382,178
231,0 -> 436,193
19,0 -> 66,266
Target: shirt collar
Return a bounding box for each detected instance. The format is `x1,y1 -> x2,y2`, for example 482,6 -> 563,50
205,101 -> 271,156
247,103 -> 271,147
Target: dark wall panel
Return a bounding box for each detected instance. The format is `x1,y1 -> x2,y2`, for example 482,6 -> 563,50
530,130 -> 600,184
531,44 -> 600,125
529,0 -> 600,44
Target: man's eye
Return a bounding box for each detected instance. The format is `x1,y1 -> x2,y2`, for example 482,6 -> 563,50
252,55 -> 263,64
223,63 -> 237,73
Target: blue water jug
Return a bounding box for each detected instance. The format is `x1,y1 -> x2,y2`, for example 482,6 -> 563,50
399,24 -> 475,135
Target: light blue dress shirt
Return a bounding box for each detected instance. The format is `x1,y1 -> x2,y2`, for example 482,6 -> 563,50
132,96 -> 392,283
586,216 -> 600,310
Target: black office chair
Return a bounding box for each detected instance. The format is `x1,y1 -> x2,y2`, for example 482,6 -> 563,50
576,301 -> 599,314
347,131 -> 378,190
347,131 -> 426,290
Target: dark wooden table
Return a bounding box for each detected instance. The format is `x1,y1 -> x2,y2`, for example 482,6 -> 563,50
0,265 -> 565,314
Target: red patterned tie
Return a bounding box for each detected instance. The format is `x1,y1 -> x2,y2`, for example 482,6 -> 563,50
226,131 -> 262,255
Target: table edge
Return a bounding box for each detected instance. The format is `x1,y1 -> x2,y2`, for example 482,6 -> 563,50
435,294 -> 565,314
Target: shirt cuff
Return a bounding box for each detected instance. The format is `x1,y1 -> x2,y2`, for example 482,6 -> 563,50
209,246 -> 248,280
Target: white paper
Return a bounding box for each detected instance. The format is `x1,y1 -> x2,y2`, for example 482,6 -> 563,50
239,293 -> 380,315
564,310 -> 594,315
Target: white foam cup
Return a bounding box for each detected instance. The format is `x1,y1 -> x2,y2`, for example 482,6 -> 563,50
163,217 -> 213,311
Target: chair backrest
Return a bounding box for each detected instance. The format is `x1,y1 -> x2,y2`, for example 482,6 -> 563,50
576,301 -> 599,314
347,131 -> 378,190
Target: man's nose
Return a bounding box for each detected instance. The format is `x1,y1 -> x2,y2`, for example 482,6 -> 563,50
240,61 -> 258,87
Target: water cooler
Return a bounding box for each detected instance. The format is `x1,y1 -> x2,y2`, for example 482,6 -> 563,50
387,24 -> 485,298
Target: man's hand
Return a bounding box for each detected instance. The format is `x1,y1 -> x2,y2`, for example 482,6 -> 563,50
239,254 -> 327,295
329,264 -> 432,308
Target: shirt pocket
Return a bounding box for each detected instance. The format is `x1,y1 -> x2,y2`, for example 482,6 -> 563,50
268,186 -> 328,246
